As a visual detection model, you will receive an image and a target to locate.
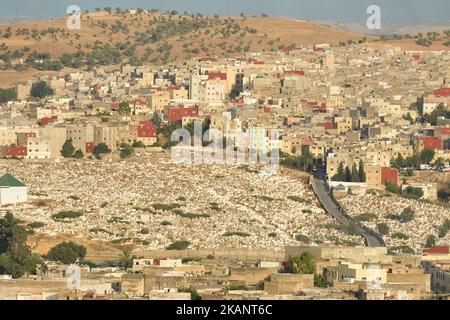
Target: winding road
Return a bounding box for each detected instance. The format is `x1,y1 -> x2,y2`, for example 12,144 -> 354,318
311,170 -> 385,248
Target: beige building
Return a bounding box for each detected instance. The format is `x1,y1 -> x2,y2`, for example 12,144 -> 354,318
25,136 -> 50,160
422,260 -> 450,294
66,124 -> 95,153
149,92 -> 170,112
40,127 -> 67,158
264,274 -> 314,295
94,125 -> 118,151
327,262 -> 387,286
15,83 -> 32,100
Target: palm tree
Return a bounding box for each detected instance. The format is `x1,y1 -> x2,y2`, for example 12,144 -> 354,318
119,250 -> 134,270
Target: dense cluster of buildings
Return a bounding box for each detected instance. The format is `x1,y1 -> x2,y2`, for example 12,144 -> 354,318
1,245 -> 449,300
0,39 -> 449,300
1,43 -> 449,182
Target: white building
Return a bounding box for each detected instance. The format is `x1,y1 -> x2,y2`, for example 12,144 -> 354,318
0,173 -> 27,206
26,137 -> 51,160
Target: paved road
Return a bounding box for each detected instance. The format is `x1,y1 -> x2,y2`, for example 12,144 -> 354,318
311,171 -> 385,248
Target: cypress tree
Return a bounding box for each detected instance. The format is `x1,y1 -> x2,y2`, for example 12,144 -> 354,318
344,167 -> 352,182
337,162 -> 345,181
351,163 -> 359,182
61,139 -> 75,158
359,159 -> 366,182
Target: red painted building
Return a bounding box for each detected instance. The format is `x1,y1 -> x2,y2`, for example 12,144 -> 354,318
208,71 -> 227,81
423,246 -> 450,255
137,121 -> 158,138
280,46 -> 294,53
85,142 -> 94,153
5,146 -> 27,157
433,88 -> 450,97
284,70 -> 305,76
313,103 -> 327,113
418,136 -> 443,150
199,57 -> 218,63
381,167 -> 398,186
323,122 -> 337,130
168,106 -> 198,123
39,116 -> 58,126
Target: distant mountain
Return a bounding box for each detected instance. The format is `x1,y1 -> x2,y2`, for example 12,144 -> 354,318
0,12 -> 449,87
319,20 -> 450,35
0,12 -> 364,65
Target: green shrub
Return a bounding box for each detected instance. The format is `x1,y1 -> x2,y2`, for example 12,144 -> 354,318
377,223 -> 390,235
27,221 -> 46,229
223,231 -> 250,237
51,210 -> 83,221
46,241 -> 86,264
167,240 -> 191,250
295,234 -> 311,243
392,232 -> 409,240
152,203 -> 182,211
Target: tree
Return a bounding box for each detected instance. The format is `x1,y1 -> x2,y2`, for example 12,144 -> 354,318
385,181 -> 400,194
0,88 -> 17,103
92,143 -> 111,159
337,162 -> 345,181
377,223 -> 390,236
287,252 -> 315,274
403,186 -> 424,199
118,250 -> 137,269
31,81 -> 53,98
358,160 -> 366,182
73,149 -> 84,159
46,241 -> 86,264
132,141 -> 145,148
423,103 -> 450,125
438,188 -> 450,202
392,154 -> 405,169
351,163 -> 359,182
420,149 -> 436,165
344,166 -> 352,182
167,240 -> 191,250
118,102 -> 131,115
152,112 -> 161,128
405,154 -> 420,168
400,207 -> 415,223
61,139 -> 75,158
314,274 -> 331,288
403,112 -> 414,124
425,235 -> 436,248
434,157 -> 446,168
0,213 -> 42,278
120,143 -> 134,159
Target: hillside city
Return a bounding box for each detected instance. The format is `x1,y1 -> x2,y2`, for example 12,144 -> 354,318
0,9 -> 449,301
